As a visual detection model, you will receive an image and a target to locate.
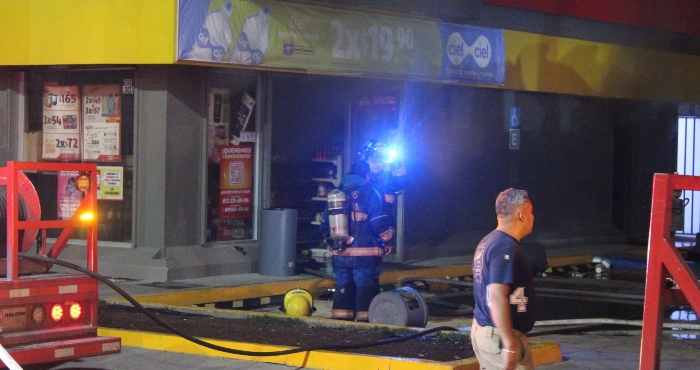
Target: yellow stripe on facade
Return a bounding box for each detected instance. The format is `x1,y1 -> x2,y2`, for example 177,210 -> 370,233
0,0 -> 176,65
1,1 -> 699,103
504,30 -> 700,103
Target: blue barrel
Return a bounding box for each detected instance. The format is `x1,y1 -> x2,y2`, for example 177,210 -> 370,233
259,208 -> 298,276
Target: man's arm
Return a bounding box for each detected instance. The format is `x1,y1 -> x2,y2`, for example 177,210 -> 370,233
386,170 -> 408,193
488,283 -> 520,370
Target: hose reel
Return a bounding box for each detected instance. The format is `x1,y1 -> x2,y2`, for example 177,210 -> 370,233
0,168 -> 42,257
368,286 -> 429,328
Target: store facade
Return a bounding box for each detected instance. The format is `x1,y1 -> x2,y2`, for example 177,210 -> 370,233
1,1 -> 700,280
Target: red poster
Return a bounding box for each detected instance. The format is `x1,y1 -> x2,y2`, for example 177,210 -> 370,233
219,144 -> 253,219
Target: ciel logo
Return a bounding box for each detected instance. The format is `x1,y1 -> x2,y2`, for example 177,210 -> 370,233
197,28 -> 211,48
446,33 -> 491,68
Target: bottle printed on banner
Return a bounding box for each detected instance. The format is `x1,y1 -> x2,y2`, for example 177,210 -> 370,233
107,94 -> 114,116
113,94 -> 120,117
188,0 -> 235,62
101,94 -> 108,116
229,5 -> 270,65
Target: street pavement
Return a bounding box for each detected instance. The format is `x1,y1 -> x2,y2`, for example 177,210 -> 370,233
20,330 -> 700,369
537,330 -> 700,369
22,347 -> 293,370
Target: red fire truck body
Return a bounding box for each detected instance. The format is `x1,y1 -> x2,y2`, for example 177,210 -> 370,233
0,161 -> 120,365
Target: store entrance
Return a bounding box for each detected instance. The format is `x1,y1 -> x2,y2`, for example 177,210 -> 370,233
270,75 -> 405,264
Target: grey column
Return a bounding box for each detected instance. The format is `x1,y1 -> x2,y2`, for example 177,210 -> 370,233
134,65 -> 207,255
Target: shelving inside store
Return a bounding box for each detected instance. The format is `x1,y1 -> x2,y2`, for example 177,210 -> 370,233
310,147 -> 342,225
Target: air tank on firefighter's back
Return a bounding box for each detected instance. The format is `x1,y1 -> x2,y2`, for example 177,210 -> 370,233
326,189 -> 348,242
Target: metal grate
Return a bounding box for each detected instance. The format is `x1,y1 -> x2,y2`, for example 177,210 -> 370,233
677,116 -> 700,236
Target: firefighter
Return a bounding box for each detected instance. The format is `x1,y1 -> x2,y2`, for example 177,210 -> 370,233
320,160 -> 395,321
362,140 -> 408,254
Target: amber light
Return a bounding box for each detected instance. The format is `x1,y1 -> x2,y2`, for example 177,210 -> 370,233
79,212 -> 95,221
51,304 -> 63,322
69,303 -> 81,320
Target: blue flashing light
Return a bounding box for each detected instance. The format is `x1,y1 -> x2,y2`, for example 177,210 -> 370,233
384,146 -> 402,164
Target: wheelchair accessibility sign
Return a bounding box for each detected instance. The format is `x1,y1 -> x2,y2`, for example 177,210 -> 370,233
509,129 -> 520,150
509,107 -> 520,150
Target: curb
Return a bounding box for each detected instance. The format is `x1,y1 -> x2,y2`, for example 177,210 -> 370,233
105,256 -> 589,307
98,328 -> 562,370
100,261 -> 572,368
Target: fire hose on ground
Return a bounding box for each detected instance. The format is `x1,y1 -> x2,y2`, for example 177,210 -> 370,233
396,276 -> 700,336
17,253 -> 460,357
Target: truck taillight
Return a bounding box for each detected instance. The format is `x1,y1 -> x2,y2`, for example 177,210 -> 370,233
51,304 -> 63,322
69,303 -> 81,319
31,305 -> 46,326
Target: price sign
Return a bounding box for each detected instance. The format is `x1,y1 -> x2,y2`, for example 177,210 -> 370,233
330,21 -> 415,63
42,85 -> 81,161
82,84 -> 122,162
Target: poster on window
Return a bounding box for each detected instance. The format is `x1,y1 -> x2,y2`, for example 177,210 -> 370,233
82,84 -> 122,162
207,88 -> 230,163
219,144 -> 253,219
230,92 -> 255,146
57,171 -> 82,219
97,166 -> 124,201
42,85 -> 81,162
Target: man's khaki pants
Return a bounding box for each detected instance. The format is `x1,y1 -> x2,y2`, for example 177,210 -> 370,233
470,319 -> 534,370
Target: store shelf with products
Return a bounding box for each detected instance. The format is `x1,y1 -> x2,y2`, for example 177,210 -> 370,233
310,153 -> 342,227
311,155 -> 343,188
269,147 -> 341,261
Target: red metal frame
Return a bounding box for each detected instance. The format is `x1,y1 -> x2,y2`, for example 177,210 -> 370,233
640,174 -> 700,369
1,161 -> 120,365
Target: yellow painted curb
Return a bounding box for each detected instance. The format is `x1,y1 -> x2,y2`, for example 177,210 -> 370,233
107,266 -> 476,307
108,279 -> 336,306
547,254 -> 593,267
106,261 -> 588,308
531,340 -> 563,366
97,328 -> 562,370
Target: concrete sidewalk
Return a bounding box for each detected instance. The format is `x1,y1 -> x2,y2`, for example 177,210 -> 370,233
537,330 -> 700,369
36,242 -> 700,369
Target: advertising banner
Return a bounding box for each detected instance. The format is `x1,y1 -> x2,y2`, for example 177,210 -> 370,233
207,88 -> 230,163
97,166 -> 124,201
219,144 -> 253,219
57,171 -> 82,219
231,91 -> 255,145
42,85 -> 81,162
177,0 -> 505,85
437,23 -> 505,85
82,84 -> 122,162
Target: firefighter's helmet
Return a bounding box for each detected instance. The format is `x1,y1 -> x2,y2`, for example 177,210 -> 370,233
363,140 -> 387,161
283,288 -> 314,316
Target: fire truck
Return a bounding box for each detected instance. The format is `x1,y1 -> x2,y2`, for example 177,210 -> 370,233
0,161 -> 121,366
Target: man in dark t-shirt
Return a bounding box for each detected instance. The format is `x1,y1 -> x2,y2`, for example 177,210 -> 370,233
471,188 -> 537,370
